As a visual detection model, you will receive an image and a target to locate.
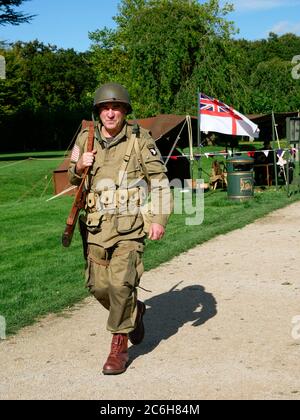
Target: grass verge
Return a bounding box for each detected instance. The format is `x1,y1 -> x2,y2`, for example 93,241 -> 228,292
0,156 -> 299,335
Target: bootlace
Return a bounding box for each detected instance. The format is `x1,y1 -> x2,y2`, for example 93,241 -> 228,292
111,335 -> 124,355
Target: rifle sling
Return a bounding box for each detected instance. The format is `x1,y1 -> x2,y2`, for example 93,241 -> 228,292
69,122 -> 95,218
79,121 -> 95,191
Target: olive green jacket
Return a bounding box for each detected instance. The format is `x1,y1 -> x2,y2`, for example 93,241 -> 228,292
68,122 -> 172,248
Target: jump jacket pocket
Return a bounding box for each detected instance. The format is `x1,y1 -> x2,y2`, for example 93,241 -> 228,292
116,213 -> 143,234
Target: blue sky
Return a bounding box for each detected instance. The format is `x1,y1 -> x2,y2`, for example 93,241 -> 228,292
1,0 -> 300,51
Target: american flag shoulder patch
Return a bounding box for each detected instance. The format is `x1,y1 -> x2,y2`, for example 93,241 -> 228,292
71,144 -> 80,163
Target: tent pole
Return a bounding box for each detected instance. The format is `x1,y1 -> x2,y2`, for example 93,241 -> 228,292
187,115 -> 193,162
272,111 -> 279,191
164,119 -> 187,166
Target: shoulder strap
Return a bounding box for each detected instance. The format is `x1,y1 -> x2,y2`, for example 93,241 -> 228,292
134,138 -> 151,187
118,133 -> 137,187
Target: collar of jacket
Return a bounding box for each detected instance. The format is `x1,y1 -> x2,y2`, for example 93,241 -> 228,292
98,122 -> 133,147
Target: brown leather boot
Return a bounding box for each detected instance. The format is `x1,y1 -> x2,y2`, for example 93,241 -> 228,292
102,334 -> 129,375
129,301 -> 146,345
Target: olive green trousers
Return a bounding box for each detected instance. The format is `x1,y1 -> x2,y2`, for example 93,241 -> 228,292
86,240 -> 144,334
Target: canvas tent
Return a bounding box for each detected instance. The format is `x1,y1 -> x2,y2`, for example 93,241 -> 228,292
53,115 -> 197,195
53,112 -> 299,196
129,114 -> 198,182
246,112 -> 299,141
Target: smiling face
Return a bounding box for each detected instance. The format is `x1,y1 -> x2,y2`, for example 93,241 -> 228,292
98,102 -> 127,138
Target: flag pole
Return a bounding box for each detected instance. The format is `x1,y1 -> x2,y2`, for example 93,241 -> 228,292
190,91 -> 200,189
196,91 -> 202,182
197,90 -> 201,148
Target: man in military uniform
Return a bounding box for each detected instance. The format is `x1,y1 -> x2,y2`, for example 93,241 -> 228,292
68,82 -> 172,375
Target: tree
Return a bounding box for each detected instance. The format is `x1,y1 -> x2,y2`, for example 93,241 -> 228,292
0,0 -> 35,26
89,0 -> 235,116
232,34 -> 300,114
0,41 -> 97,151
249,58 -> 300,113
173,37 -> 252,115
0,40 -> 96,113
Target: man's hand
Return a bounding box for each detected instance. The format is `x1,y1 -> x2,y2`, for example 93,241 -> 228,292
148,223 -> 165,241
76,150 -> 97,175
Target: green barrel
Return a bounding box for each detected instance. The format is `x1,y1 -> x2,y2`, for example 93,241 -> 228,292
227,156 -> 254,201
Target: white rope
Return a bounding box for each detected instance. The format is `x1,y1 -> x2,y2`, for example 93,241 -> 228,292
46,185 -> 76,202
29,157 -> 66,161
273,114 -> 287,184
0,156 -> 66,170
0,158 -> 30,170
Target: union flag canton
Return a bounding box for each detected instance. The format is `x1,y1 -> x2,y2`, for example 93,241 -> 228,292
200,93 -> 242,119
199,93 -> 260,138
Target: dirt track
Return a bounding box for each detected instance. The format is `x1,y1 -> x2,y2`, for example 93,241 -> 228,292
1,202 -> 300,400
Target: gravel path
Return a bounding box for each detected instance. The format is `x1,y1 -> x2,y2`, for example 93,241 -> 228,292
1,202 -> 300,400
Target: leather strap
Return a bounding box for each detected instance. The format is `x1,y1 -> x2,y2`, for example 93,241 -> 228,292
86,121 -> 95,153
83,121 -> 95,191
88,255 -> 109,267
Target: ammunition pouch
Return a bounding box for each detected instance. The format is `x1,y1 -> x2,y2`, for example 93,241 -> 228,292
85,186 -> 151,235
86,212 -> 103,232
87,187 -> 144,214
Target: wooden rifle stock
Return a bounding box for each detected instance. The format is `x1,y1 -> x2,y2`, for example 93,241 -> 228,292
62,121 -> 94,248
62,169 -> 88,247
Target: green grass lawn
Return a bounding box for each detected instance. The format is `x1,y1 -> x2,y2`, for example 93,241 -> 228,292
1,153 -> 300,335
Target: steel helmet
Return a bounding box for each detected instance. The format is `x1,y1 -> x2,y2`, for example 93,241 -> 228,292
93,82 -> 132,114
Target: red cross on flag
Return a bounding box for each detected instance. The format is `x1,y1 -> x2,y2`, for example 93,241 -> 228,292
199,93 -> 260,138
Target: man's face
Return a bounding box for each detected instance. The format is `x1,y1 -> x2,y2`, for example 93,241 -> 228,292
98,102 -> 127,136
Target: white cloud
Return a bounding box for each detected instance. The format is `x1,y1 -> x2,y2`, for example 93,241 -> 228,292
270,20 -> 300,35
223,0 -> 300,12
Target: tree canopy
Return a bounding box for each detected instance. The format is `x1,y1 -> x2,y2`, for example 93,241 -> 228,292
0,41 -> 97,151
89,0 -> 236,115
89,0 -> 300,117
0,0 -> 300,152
0,0 -> 35,26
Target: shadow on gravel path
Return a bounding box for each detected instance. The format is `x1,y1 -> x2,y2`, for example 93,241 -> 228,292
129,283 -> 217,364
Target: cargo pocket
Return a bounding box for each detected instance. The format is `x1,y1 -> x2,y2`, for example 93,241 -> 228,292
116,214 -> 143,234
112,242 -> 145,288
85,244 -> 110,309
135,246 -> 144,282
125,247 -> 144,288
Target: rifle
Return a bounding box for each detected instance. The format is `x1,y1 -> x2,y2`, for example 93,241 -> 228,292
62,121 -> 95,247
